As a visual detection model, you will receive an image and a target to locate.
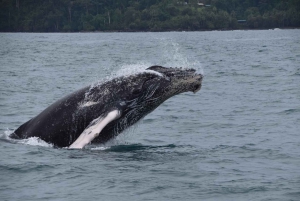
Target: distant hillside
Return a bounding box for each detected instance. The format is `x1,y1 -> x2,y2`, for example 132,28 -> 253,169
0,0 -> 299,32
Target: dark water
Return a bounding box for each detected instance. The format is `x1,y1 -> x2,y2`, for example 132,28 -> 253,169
0,30 -> 299,201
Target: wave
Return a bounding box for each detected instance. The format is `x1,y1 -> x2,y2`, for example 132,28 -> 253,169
102,143 -> 177,152
279,108 -> 300,115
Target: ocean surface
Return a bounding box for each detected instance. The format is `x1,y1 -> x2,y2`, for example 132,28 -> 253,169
0,30 -> 299,201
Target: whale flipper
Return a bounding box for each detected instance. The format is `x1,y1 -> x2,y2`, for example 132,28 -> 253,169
69,110 -> 121,149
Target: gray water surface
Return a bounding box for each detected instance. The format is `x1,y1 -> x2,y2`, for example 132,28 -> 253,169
0,30 -> 300,201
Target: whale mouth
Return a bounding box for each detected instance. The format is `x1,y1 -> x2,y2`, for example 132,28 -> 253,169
193,83 -> 202,93
190,72 -> 203,93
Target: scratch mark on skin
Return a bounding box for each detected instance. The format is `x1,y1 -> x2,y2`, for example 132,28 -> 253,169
79,101 -> 99,108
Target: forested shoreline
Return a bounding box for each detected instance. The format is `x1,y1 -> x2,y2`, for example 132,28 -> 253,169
1,0 -> 299,32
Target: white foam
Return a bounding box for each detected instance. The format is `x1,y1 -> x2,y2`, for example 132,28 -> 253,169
90,146 -> 110,151
1,129 -> 53,147
20,137 -> 53,147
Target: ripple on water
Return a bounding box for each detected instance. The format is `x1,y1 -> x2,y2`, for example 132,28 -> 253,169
1,30 -> 300,201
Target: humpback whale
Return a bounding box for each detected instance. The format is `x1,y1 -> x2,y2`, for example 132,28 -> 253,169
11,66 -> 203,148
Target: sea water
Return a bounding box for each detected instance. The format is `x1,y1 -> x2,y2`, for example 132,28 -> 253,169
0,30 -> 299,201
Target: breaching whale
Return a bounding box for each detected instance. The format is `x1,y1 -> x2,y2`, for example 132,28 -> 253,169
10,66 -> 203,148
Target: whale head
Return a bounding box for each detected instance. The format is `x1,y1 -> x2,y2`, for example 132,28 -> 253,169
114,66 -> 203,125
146,65 -> 203,95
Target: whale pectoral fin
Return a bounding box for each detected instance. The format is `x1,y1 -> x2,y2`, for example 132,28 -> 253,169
69,110 -> 121,149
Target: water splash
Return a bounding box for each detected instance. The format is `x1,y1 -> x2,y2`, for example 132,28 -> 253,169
20,137 -> 53,147
1,129 -> 53,147
105,38 -> 204,81
158,39 -> 204,75
0,129 -> 14,140
90,62 -> 159,89
90,146 -> 110,151
113,62 -> 153,77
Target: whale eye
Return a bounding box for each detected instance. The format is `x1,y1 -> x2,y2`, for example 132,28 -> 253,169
131,84 -> 144,95
131,78 -> 153,96
132,89 -> 141,95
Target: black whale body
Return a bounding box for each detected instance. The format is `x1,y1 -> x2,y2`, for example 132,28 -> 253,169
11,66 -> 203,147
